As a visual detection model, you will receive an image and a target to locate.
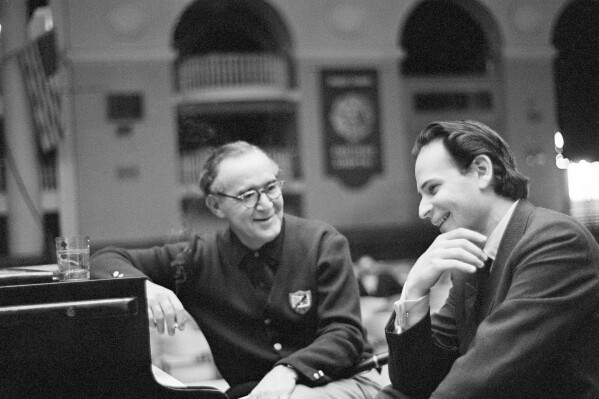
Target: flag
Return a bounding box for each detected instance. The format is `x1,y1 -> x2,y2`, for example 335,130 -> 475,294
16,30 -> 63,153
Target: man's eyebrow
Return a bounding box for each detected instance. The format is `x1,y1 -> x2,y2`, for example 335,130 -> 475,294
418,178 -> 439,194
237,179 -> 277,194
234,186 -> 253,195
418,180 -> 430,193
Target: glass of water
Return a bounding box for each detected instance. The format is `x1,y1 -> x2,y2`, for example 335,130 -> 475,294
55,236 -> 91,281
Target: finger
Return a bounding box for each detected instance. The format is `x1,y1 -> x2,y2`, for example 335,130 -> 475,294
444,247 -> 487,267
443,228 -> 488,247
449,259 -> 479,274
161,306 -> 179,336
147,311 -> 157,329
434,236 -> 488,264
421,248 -> 483,276
432,258 -> 478,274
149,303 -> 166,334
176,314 -> 187,331
165,297 -> 186,335
174,308 -> 188,331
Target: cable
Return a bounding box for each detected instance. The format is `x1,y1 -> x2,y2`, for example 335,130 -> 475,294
4,144 -> 44,229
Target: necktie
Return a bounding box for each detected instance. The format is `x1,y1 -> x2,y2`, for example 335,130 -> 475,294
480,257 -> 493,279
475,257 -> 493,323
246,252 -> 274,301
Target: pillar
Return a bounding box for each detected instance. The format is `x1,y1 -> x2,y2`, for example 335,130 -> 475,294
0,0 -> 45,257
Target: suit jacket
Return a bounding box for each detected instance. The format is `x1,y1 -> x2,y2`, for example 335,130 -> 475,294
384,200 -> 599,399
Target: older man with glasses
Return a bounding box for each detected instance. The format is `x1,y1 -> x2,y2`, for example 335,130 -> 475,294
91,141 -> 380,399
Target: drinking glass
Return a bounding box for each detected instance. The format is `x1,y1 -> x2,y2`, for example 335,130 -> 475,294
55,236 -> 91,281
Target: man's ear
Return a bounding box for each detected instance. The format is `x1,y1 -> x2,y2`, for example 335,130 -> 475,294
205,195 -> 226,219
471,154 -> 493,189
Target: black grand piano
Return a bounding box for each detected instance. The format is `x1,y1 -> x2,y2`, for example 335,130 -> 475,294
0,275 -> 228,398
0,270 -> 388,398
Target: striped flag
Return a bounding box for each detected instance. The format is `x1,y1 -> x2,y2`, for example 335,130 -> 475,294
15,30 -> 63,153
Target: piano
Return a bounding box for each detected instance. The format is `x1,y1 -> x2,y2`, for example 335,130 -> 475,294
0,275 -> 228,398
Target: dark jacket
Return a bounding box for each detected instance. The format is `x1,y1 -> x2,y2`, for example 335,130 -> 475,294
385,200 -> 599,398
92,214 -> 372,389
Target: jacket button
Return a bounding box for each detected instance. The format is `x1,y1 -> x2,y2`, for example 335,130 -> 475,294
273,343 -> 282,351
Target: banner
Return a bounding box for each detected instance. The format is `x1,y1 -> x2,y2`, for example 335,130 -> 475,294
321,69 -> 382,188
16,30 -> 63,153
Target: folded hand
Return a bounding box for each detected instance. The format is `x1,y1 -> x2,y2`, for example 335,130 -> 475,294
403,228 -> 488,300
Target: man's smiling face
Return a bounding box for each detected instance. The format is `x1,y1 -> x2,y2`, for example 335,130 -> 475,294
209,150 -> 283,249
415,140 -> 488,234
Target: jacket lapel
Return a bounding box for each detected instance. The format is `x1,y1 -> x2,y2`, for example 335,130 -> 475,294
482,200 -> 534,315
462,200 -> 535,348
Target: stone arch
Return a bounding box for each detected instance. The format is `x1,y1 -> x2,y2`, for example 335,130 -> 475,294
172,0 -> 293,58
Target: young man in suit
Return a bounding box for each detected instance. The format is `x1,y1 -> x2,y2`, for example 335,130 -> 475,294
378,120 -> 599,399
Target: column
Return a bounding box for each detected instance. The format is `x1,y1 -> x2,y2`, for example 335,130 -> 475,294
50,0 -> 82,238
502,43 -> 569,214
0,0 -> 45,257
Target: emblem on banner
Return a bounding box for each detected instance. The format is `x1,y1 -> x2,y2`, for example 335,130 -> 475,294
289,290 -> 312,314
321,69 -> 383,188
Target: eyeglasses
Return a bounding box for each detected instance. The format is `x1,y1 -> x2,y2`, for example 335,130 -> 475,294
211,180 -> 285,209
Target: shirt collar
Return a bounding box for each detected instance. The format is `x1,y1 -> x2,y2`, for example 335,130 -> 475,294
483,200 -> 519,261
228,218 -> 285,270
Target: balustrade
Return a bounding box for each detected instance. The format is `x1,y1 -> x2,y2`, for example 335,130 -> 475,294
177,53 -> 288,91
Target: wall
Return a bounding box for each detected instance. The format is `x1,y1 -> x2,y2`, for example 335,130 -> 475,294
54,0 -> 572,247
275,0 -> 418,228
72,60 -> 181,243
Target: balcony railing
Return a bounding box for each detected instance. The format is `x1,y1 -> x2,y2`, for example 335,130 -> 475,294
177,53 -> 289,92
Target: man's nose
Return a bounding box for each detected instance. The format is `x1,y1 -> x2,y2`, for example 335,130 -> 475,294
418,198 -> 432,220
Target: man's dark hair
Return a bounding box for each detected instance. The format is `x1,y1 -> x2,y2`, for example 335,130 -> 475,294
412,120 -> 529,200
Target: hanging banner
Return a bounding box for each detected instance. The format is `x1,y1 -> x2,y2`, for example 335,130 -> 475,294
321,69 -> 382,188
16,30 -> 64,154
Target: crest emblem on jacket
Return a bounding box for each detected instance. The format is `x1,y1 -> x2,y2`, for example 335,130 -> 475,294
289,290 -> 312,314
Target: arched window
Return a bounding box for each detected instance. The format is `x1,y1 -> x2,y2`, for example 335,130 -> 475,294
399,0 -> 501,138
172,0 -> 295,90
401,0 -> 490,76
173,0 -> 291,55
171,0 -> 302,222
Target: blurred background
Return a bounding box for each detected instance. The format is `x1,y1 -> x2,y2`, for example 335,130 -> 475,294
1,0 -> 598,263
0,0 -> 597,388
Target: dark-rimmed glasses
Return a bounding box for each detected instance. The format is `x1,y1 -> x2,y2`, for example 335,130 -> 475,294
211,180 -> 285,208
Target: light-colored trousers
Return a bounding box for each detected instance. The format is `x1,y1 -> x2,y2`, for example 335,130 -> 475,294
288,374 -> 381,399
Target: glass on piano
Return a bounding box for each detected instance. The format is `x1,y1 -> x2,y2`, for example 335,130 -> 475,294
55,236 -> 91,281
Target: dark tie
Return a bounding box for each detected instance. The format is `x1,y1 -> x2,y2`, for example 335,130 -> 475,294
480,257 -> 493,278
245,252 -> 274,301
475,257 -> 493,323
